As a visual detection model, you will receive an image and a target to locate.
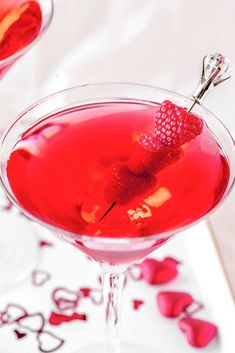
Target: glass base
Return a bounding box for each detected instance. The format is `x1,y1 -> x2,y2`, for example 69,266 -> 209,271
0,211 -> 39,293
73,342 -> 160,353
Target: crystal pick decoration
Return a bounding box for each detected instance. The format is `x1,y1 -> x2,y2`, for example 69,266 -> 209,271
189,53 -> 231,112
99,53 -> 232,221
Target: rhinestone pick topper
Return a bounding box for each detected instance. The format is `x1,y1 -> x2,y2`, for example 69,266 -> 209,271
191,53 -> 231,106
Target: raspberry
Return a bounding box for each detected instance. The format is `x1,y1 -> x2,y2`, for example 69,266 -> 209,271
104,165 -> 156,205
129,135 -> 183,176
155,100 -> 203,147
138,134 -> 162,152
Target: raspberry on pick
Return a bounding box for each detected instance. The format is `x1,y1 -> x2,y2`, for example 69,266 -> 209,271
155,100 -> 203,147
129,134 -> 183,176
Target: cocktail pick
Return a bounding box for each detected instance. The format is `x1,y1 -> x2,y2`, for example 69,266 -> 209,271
99,53 -> 231,220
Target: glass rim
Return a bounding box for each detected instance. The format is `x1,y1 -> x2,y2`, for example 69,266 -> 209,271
0,0 -> 54,66
1,82 -> 235,245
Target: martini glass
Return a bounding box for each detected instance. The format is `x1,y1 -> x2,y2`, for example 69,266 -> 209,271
0,56 -> 234,352
0,0 -> 53,292
0,0 -> 54,77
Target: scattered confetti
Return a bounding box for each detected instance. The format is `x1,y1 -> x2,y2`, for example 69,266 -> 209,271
48,311 -> 87,326
39,240 -> 54,248
132,299 -> 144,310
32,270 -> 51,287
14,329 -> 27,340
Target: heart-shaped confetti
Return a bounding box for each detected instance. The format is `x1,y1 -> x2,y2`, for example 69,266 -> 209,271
32,270 -> 51,287
79,287 -> 103,305
39,240 -> 53,248
157,291 -> 193,318
18,313 -> 45,333
48,311 -> 87,326
1,304 -> 28,324
179,317 -> 217,348
52,287 -> 79,312
133,299 -> 144,310
37,330 -> 64,353
14,329 -> 27,340
139,257 -> 180,285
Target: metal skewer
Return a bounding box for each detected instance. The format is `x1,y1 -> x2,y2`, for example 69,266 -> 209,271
188,53 -> 231,112
99,53 -> 231,222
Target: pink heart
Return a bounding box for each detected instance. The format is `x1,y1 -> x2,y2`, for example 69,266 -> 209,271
140,257 -> 180,285
32,270 -> 51,287
179,317 -> 217,348
157,291 -> 193,318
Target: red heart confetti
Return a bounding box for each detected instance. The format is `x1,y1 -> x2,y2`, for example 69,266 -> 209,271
0,304 -> 65,352
79,287 -> 91,297
39,240 -> 53,248
79,287 -> 103,305
52,287 -> 79,312
0,304 -> 28,324
14,329 -> 27,340
139,257 -> 180,285
32,270 -> 51,287
37,330 -> 65,353
157,291 -> 193,318
18,313 -> 45,333
179,317 -> 217,348
133,299 -> 144,310
48,311 -> 87,326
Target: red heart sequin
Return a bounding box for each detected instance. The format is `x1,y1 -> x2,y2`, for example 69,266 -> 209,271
133,299 -> 144,310
139,257 -> 180,284
179,317 -> 217,348
48,311 -> 87,326
32,270 -> 51,287
157,291 -> 193,318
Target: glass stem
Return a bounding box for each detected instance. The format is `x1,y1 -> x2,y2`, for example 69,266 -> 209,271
101,264 -> 127,353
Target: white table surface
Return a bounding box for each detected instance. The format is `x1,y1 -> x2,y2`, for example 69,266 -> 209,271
0,1 -> 235,352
